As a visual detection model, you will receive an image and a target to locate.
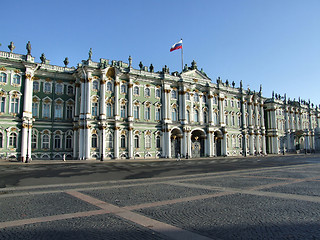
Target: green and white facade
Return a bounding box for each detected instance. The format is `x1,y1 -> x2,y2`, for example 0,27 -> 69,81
0,46 -> 319,161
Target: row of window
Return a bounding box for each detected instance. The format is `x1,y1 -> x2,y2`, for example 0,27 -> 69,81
0,72 -> 21,85
32,102 -> 74,119
0,96 -> 20,114
33,81 -> 74,95
0,132 -> 18,148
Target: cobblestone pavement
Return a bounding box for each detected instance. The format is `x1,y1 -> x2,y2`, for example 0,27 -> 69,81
1,158 -> 320,239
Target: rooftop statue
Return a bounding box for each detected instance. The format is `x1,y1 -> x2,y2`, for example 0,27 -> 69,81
8,42 -> 15,53
88,48 -> 92,60
64,57 -> 69,67
40,53 -> 46,64
26,41 -> 31,55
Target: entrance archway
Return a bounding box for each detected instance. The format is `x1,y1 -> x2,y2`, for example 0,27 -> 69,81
171,128 -> 182,158
191,130 -> 206,158
214,130 -> 223,156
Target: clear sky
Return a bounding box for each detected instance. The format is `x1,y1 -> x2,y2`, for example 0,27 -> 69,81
1,0 -> 319,105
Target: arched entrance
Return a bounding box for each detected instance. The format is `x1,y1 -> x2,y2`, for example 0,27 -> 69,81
191,130 -> 206,158
171,128 -> 182,158
214,130 -> 223,156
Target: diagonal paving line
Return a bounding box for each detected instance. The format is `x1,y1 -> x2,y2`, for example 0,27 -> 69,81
0,209 -> 109,229
66,191 -> 215,240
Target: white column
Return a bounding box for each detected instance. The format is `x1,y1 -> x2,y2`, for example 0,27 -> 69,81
114,77 -> 120,120
128,126 -> 133,159
102,127 -> 106,160
187,130 -> 191,158
208,93 -> 213,125
75,82 -> 80,117
114,126 -> 119,159
190,94 -> 194,122
100,73 -> 106,120
167,90 -> 171,120
79,128 -> 84,159
128,80 -> 133,121
166,128 -> 171,158
85,72 -> 92,118
182,130 -> 187,157
222,132 -> 227,156
218,96 -> 224,125
20,127 -> 28,161
73,128 -> 78,159
199,94 -> 203,124
162,88 -> 167,120
162,131 -> 166,158
85,126 -> 90,159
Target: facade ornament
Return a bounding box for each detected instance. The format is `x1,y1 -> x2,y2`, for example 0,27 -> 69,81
149,63 -> 154,72
64,57 -> 69,67
8,42 -> 15,53
139,61 -> 143,70
191,60 -> 197,70
128,55 -> 132,67
88,48 -> 92,60
26,41 -> 32,55
40,53 -> 46,64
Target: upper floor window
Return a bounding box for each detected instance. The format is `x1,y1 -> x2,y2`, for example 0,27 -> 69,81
12,74 -> 21,85
202,95 -> 206,103
54,103 -> 63,119
0,72 -> 7,83
231,100 -> 234,108
120,105 -> 126,118
10,97 -> 19,114
145,88 -> 150,97
106,103 -> 112,117
66,105 -> 73,119
237,101 -> 241,108
172,108 -> 177,121
194,110 -> 199,122
213,96 -> 217,104
224,99 -> 228,107
134,105 -> 139,119
55,83 -> 63,94
32,102 -> 39,118
106,82 -> 112,91
33,82 -> 40,92
194,93 -> 199,102
134,86 -> 139,95
43,103 -> 51,118
67,86 -> 74,95
155,107 -> 161,121
145,106 -> 151,120
0,97 -> 5,113
156,88 -> 161,98
92,102 -> 98,117
120,84 -> 126,94
171,90 -> 177,99
92,80 -> 99,91
44,82 -> 52,93
186,92 -> 190,101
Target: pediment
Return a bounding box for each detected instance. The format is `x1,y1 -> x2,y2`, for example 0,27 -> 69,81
180,69 -> 211,81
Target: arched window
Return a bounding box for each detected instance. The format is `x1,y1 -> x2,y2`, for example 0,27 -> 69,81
106,133 -> 113,148
171,90 -> 177,99
91,134 -> 98,148
213,112 -> 218,125
107,82 -> 112,91
155,107 -> 161,121
13,74 -> 21,84
92,102 -> 98,116
120,84 -> 126,94
106,103 -> 112,117
134,135 -> 139,148
10,97 -> 19,114
0,72 -> 7,83
31,134 -> 37,149
156,135 -> 161,148
203,111 -> 207,123
54,103 -> 63,119
120,105 -> 126,118
120,135 -> 126,148
134,105 -> 139,119
33,81 -> 39,92
66,135 -> 72,149
0,132 -> 3,148
32,102 -> 39,117
186,92 -> 190,100
186,110 -> 190,122
155,88 -> 161,98
42,134 -> 50,149
145,88 -> 150,97
9,133 -> 17,148
172,108 -> 177,121
194,93 -> 199,102
54,135 -> 61,149
145,106 -> 150,120
145,135 -> 151,148
92,80 -> 99,91
194,110 -> 199,122
134,86 -> 139,95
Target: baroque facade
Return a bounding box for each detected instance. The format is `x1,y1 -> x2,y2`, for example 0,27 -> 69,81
0,43 -> 319,161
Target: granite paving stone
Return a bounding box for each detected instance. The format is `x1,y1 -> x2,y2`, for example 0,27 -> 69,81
137,193 -> 320,240
0,213 -> 167,240
0,192 -> 100,222
81,183 -> 219,207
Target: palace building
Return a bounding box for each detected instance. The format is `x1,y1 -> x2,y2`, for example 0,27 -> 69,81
0,42 -> 319,161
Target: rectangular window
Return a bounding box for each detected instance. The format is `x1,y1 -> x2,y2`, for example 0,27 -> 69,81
43,104 -> 50,118
92,102 -> 98,117
0,97 -> 5,113
10,98 -> 19,113
32,102 -> 38,117
55,104 -> 62,118
66,105 -> 73,119
55,83 -> 63,94
44,82 -> 52,92
155,108 -> 161,121
120,105 -> 126,118
134,106 -> 139,119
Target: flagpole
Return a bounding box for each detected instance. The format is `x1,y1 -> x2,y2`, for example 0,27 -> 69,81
181,38 -> 184,72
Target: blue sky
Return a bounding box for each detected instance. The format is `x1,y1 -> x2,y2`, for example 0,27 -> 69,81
1,0 -> 320,105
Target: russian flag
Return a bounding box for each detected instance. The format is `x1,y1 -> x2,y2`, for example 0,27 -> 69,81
170,40 -> 183,52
